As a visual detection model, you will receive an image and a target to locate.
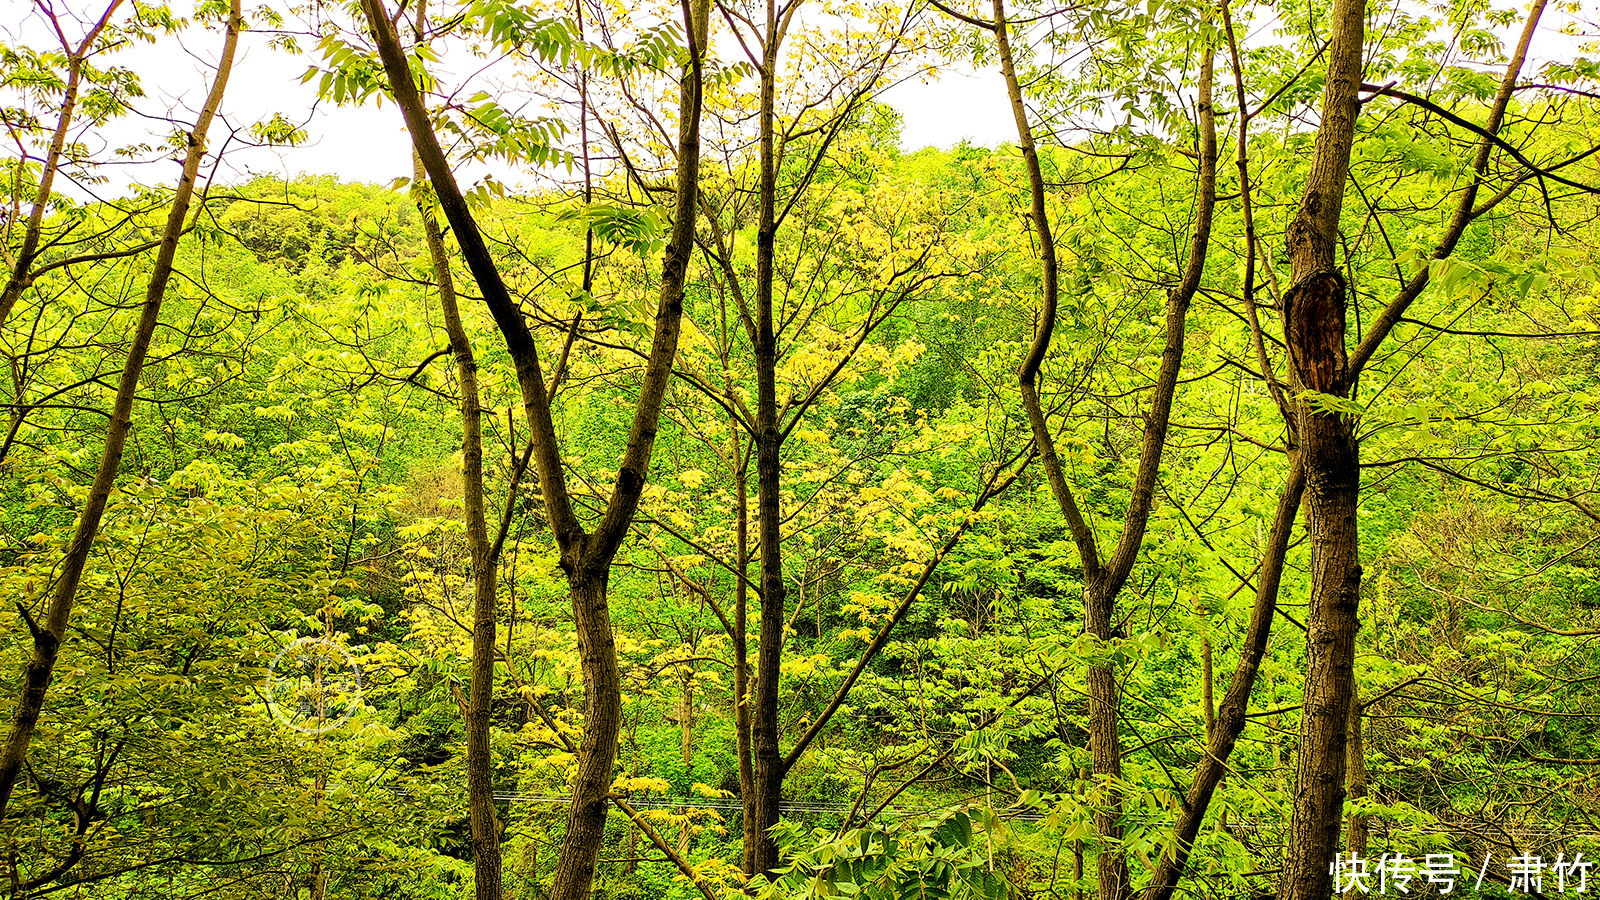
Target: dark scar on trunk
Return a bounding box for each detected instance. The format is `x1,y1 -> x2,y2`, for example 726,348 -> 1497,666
1284,269 -> 1350,395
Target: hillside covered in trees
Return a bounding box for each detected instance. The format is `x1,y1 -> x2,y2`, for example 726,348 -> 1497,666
4,0 -> 1600,898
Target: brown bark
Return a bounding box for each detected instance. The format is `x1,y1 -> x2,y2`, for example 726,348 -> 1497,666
1275,0 -> 1365,895
704,0 -> 914,873
1345,695 -> 1368,857
358,0 -> 709,894
553,570 -> 623,900
743,0 -> 800,876
1140,1 -> 1548,897
0,0 -> 240,820
988,4 -> 1115,892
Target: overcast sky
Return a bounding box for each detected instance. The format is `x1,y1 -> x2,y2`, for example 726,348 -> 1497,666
20,14 -> 1017,201
11,0 -> 1591,201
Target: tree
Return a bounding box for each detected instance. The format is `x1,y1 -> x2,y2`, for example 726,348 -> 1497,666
687,0 -> 933,874
354,0 -> 711,895
929,1 -> 1219,896
1275,0 -> 1571,893
0,0 -> 243,820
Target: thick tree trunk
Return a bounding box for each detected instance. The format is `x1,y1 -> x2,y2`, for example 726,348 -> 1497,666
0,0 -> 240,820
1081,581 -> 1131,900
1275,0 -> 1365,895
548,571 -> 622,900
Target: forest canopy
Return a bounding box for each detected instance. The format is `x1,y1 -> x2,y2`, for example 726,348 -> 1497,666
3,0 -> 1600,898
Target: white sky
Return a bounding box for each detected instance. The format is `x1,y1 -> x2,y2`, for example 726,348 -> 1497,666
5,0 -> 1593,200
2,2 -> 1018,201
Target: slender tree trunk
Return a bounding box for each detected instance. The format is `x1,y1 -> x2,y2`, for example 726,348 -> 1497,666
360,0 -> 709,893
746,408 -> 782,881
677,675 -> 694,857
311,603 -> 333,900
990,3 -> 1215,898
733,445 -> 753,813
0,0 -> 240,820
1275,0 -> 1365,895
413,140 -> 503,900
1139,460 -> 1304,900
989,6 -> 1120,895
745,0 -> 788,877
723,0 -> 921,873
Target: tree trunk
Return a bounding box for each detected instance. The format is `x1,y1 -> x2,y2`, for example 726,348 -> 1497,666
548,571 -> 622,900
745,399 -> 783,879
413,139 -> 503,900
1275,0 -> 1365,895
0,0 -> 240,819
744,0 -> 788,877
733,449 -> 753,812
678,675 -> 694,857
1081,580 -> 1131,900
989,3 -> 1215,898
360,0 -> 709,893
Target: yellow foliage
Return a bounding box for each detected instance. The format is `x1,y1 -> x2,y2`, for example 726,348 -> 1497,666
612,774 -> 672,793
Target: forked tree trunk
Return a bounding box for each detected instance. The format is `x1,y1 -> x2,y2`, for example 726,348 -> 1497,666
359,1 -> 709,895
989,2 -> 1216,898
0,0 -> 241,820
